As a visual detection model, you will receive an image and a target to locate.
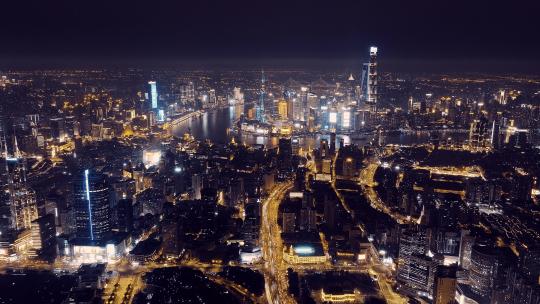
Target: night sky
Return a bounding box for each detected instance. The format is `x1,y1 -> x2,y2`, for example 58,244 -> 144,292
2,0 -> 539,72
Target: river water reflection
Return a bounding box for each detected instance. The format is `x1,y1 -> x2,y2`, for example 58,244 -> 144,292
171,105 -> 469,149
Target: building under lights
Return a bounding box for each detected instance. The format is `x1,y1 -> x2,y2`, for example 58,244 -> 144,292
277,99 -> 288,120
318,106 -> 355,131
283,244 -> 327,264
2,135 -> 38,231
30,214 -> 57,260
148,81 -> 158,110
320,288 -> 359,303
69,234 -> 128,264
147,81 -> 166,122
68,170 -> 133,263
142,149 -> 162,168
73,170 -> 111,242
256,70 -> 266,122
469,117 -> 490,152
360,46 -> 378,110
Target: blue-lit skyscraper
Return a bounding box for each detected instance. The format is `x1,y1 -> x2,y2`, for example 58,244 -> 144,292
148,81 -> 158,109
73,170 -> 111,241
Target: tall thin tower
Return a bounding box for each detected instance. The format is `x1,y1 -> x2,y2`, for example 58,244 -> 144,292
360,46 -> 378,110
256,70 -> 266,123
148,81 -> 158,109
367,46 -> 378,108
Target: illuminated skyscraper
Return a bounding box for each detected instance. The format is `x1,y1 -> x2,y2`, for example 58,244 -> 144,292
360,46 -> 378,110
368,47 -> 378,105
73,170 -> 111,241
397,227 -> 428,288
232,87 -> 244,104
434,266 -> 457,304
2,132 -> 38,231
148,81 -> 158,109
278,99 -> 288,120
10,187 -> 38,231
49,117 -> 66,142
360,64 -> 368,100
341,107 -> 352,130
469,243 -> 499,297
256,70 -> 266,122
469,117 -> 489,152
299,86 -> 309,122
497,89 -> 507,105
180,81 -> 195,104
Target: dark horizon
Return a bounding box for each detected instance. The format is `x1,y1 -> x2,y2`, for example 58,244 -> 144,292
2,0 -> 540,73
2,55 -> 540,75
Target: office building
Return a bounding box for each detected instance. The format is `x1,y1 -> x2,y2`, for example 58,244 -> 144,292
278,99 -> 288,120
73,170 -> 111,241
397,226 -> 428,288
434,265 -> 457,304
459,230 -> 475,269
148,81 -> 158,109
491,120 -> 500,150
11,187 -> 38,231
469,243 -> 500,297
191,174 -> 203,200
3,137 -> 38,231
469,117 -> 490,152
282,211 -> 296,233
277,137 -> 293,180
116,198 -> 133,233
30,214 -> 57,259
49,117 -> 66,142
180,81 -> 195,104
360,46 -> 378,110
256,70 -> 266,122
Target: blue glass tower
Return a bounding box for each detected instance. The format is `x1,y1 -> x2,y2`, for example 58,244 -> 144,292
73,170 -> 111,241
148,81 -> 158,109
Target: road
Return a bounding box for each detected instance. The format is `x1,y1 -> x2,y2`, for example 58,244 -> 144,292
368,266 -> 407,304
359,162 -> 414,224
207,273 -> 264,304
103,273 -> 142,304
261,181 -> 295,304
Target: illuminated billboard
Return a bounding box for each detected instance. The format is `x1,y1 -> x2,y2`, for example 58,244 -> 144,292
329,112 -> 337,124
342,110 -> 351,128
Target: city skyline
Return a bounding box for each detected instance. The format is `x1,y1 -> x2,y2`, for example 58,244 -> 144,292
1,1 -> 540,304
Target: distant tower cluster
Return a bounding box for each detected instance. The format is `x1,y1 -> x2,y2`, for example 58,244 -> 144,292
256,70 -> 266,123
360,46 -> 379,110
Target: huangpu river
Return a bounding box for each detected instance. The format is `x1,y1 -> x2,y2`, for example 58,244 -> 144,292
171,105 -> 470,149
